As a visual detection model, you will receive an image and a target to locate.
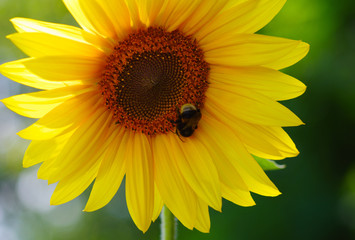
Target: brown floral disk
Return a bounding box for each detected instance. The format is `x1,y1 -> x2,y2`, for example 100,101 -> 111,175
99,27 -> 209,135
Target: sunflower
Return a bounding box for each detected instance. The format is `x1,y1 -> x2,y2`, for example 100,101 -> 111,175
1,0 -> 309,233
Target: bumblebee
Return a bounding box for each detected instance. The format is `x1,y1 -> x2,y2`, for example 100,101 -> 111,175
174,104 -> 202,138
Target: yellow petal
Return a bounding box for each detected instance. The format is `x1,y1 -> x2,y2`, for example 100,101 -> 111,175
264,41 -> 310,70
137,0 -> 165,26
23,129 -> 74,168
200,113 -> 281,196
197,115 -> 256,206
155,0 -> 203,31
45,107 -> 114,184
7,32 -> 105,57
48,126 -> 106,204
170,135 -> 222,211
198,0 -> 286,43
37,118 -> 114,183
63,0 -> 103,36
95,0 -> 131,39
22,55 -> 105,81
152,184 -> 164,222
78,0 -> 120,39
235,122 -> 299,159
179,0 -> 229,36
204,34 -> 307,69
221,183 -> 256,207
124,0 -> 145,30
17,91 -> 101,140
48,111 -> 116,203
0,59 -> 78,90
206,86 -> 303,127
153,134 -> 197,230
125,133 -> 154,233
204,100 -> 299,159
64,0 -> 133,40
195,0 -> 258,41
35,129 -> 76,179
196,118 -> 250,184
194,199 -> 210,233
197,129 -> 249,191
84,127 -> 127,212
50,159 -> 100,205
261,126 -> 299,158
234,0 -> 286,34
1,85 -> 92,118
209,65 -> 306,101
10,17 -> 111,52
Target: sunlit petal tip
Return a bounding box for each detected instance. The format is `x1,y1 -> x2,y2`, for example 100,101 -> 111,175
152,186 -> 164,222
260,187 -> 281,197
49,191 -> 75,206
50,194 -> 63,206
22,160 -> 35,168
0,97 -> 9,106
16,126 -> 51,140
267,40 -> 310,70
279,150 -> 299,160
171,137 -> 222,211
288,147 -> 300,157
82,206 -> 95,213
295,148 -> 300,156
22,163 -> 30,168
286,111 -> 304,126
214,199 -> 222,212
292,40 -> 310,64
9,17 -> 24,25
196,225 -> 210,234
297,83 -> 307,98
83,200 -> 100,212
274,190 -> 282,197
0,62 -> 7,72
83,202 -> 108,213
22,142 -> 47,168
5,34 -> 13,40
9,17 -> 59,34
16,130 -> 29,139
50,168 -> 98,206
194,200 -> 211,233
9,18 -> 23,32
300,41 -> 311,54
134,217 -> 152,233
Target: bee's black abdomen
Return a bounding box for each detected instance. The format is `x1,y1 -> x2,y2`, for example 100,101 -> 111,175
179,127 -> 194,137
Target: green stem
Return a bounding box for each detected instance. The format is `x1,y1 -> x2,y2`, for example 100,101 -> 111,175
161,206 -> 177,240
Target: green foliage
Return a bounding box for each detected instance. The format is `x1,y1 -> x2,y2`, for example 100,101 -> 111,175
253,155 -> 285,171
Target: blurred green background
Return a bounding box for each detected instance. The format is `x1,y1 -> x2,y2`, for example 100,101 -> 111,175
0,0 -> 354,239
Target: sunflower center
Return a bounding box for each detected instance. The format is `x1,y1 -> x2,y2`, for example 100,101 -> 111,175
99,27 -> 209,135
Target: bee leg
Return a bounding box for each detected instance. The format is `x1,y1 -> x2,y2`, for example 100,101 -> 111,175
176,106 -> 180,115
168,128 -> 176,135
177,134 -> 185,142
175,129 -> 185,142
